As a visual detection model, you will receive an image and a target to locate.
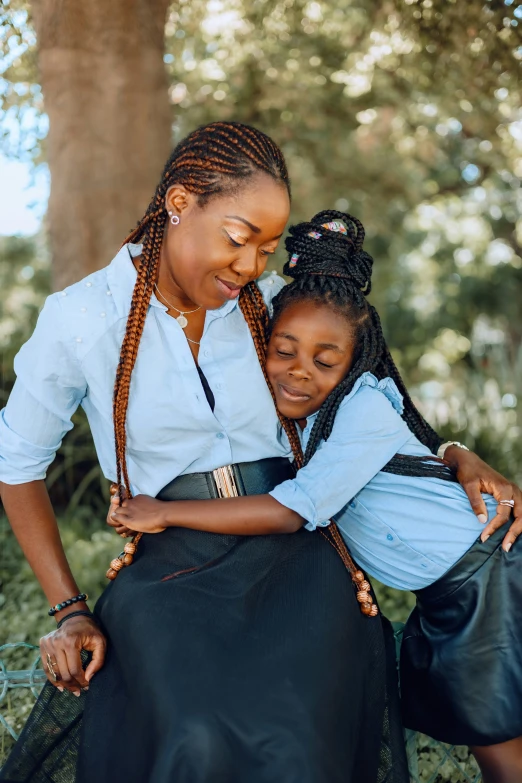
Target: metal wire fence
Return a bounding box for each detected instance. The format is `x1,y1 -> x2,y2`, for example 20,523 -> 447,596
0,641 -> 482,781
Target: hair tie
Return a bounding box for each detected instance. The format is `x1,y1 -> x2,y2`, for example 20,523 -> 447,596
289,253 -> 299,268
308,231 -> 322,239
321,221 -> 347,235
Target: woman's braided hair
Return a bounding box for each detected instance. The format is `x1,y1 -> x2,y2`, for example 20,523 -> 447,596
271,210 -> 443,468
113,121 -> 304,501
108,124 -> 362,584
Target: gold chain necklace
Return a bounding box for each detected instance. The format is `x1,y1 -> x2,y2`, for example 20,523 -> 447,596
154,284 -> 202,329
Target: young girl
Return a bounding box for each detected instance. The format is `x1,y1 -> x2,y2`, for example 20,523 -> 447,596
111,210 -> 522,782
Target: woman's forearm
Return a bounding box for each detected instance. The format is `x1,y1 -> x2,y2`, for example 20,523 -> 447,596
163,494 -> 303,535
0,480 -> 89,618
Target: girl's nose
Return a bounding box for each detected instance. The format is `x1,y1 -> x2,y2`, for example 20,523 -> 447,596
288,363 -> 312,381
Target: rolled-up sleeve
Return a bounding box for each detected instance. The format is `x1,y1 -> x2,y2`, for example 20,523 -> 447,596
269,386 -> 412,529
0,294 -> 87,484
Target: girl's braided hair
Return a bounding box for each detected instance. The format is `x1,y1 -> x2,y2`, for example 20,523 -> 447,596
271,209 -> 443,468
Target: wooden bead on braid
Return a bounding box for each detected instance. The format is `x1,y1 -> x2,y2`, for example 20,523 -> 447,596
106,122 -> 291,579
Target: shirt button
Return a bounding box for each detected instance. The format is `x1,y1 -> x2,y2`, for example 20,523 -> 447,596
204,350 -> 211,358
106,290 -> 112,296
61,291 -> 67,296
349,501 -> 356,509
75,337 -> 82,343
80,307 -> 87,313
85,282 -> 92,288
216,432 -> 225,440
100,312 -> 106,318
267,279 -> 274,285
386,534 -> 394,541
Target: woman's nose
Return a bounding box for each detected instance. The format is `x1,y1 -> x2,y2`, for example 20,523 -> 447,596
231,247 -> 263,280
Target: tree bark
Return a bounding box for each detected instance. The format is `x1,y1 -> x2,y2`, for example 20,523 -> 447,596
33,0 -> 172,289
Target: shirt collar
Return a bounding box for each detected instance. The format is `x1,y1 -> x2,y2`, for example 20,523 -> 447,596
106,243 -> 240,320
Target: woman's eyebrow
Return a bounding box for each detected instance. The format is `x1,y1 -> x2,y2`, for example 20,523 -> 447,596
225,215 -> 261,234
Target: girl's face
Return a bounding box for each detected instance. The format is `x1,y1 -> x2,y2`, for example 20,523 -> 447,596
266,300 -> 357,422
160,173 -> 290,309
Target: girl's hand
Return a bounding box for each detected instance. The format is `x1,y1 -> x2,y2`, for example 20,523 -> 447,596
445,447 -> 522,551
40,615 -> 107,695
108,494 -> 167,534
106,483 -> 133,538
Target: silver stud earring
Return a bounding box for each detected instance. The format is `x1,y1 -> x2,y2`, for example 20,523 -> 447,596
168,211 -> 180,226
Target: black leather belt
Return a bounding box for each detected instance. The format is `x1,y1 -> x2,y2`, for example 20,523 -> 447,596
157,457 -> 295,502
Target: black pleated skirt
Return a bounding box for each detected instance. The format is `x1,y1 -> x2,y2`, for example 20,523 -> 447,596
401,523 -> 522,746
2,473 -> 408,782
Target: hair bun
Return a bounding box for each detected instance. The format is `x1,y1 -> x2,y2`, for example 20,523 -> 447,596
283,209 -> 373,295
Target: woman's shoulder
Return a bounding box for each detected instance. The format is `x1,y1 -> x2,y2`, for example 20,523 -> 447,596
32,262 -> 121,364
256,271 -> 286,313
337,373 -> 405,417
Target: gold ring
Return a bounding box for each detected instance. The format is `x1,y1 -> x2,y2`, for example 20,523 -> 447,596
46,653 -> 59,681
499,499 -> 515,508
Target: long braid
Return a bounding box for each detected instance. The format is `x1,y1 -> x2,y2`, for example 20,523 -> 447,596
106,121 -> 293,579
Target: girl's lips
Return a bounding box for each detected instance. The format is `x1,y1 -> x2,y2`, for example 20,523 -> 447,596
278,383 -> 312,403
215,276 -> 242,300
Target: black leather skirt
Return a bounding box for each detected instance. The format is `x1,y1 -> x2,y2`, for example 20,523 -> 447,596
400,522 -> 522,746
1,458 -> 408,783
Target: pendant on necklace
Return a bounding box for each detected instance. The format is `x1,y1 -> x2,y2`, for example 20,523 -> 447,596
176,315 -> 188,329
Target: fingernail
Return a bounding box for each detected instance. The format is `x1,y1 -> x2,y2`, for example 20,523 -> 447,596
477,514 -> 487,524
73,691 -> 81,697
481,534 -> 490,543
57,686 -> 64,692
505,542 -> 512,552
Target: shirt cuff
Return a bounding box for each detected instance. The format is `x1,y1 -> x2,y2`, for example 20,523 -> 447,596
0,410 -> 57,484
269,479 -> 331,531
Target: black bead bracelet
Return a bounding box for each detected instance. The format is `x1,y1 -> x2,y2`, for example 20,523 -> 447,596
48,593 -> 88,617
56,610 -> 95,629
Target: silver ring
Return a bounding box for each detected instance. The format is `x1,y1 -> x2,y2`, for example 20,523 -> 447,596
499,499 -> 515,508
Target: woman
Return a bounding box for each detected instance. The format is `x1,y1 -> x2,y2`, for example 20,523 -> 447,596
0,122 -> 518,783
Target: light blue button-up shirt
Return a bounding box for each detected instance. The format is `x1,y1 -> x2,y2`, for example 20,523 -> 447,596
0,245 -> 289,496
270,372 -> 498,591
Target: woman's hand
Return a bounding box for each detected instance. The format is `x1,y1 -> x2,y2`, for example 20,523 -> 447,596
106,483 -> 134,538
108,494 -> 167,534
445,446 -> 522,551
39,615 -> 107,695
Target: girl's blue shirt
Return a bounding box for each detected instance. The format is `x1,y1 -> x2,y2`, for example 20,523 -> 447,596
0,245 -> 289,496
270,372 -> 497,591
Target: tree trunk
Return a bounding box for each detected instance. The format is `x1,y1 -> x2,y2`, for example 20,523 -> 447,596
33,0 -> 172,290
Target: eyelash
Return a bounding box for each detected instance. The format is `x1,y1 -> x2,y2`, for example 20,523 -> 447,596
225,231 -> 275,255
276,350 -> 333,369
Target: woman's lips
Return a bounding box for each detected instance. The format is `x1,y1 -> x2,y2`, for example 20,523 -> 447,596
278,383 -> 312,403
215,276 -> 242,300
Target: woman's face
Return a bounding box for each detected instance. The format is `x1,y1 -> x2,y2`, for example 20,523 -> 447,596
266,301 -> 356,422
161,174 -> 290,309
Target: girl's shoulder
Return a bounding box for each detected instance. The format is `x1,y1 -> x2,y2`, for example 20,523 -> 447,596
256,272 -> 286,314
337,372 -> 404,418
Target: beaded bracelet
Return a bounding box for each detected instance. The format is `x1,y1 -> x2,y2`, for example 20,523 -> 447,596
56,610 -> 95,629
48,593 -> 88,617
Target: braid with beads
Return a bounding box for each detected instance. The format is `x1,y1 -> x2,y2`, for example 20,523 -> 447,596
271,210 -> 444,475
107,123 -> 362,585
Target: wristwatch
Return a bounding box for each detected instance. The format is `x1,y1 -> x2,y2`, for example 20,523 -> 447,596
437,441 -> 470,460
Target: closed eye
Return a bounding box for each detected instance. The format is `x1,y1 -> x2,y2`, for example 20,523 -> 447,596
224,230 -> 246,248
316,360 -> 334,368
277,350 -> 294,358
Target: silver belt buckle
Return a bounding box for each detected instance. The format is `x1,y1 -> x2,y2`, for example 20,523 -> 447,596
212,465 -> 239,498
